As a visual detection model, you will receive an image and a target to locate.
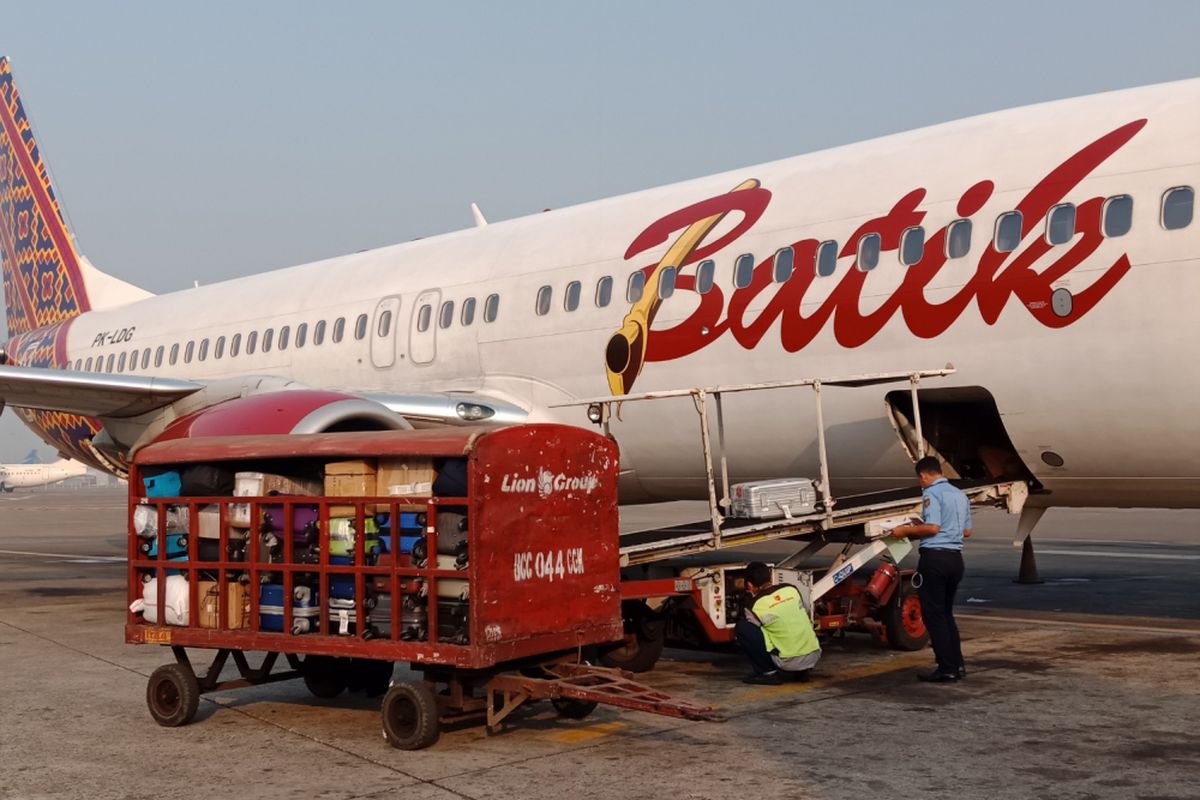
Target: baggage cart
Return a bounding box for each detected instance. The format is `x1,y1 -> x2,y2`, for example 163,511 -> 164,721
127,424 -> 711,749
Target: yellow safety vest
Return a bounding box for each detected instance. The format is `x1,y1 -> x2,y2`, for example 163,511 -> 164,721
751,584 -> 820,658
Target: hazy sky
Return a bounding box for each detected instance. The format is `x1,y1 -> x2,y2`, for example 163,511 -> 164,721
3,1 -> 1200,459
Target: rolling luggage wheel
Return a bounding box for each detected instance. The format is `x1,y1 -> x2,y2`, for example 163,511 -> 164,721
146,663 -> 200,727
381,681 -> 440,750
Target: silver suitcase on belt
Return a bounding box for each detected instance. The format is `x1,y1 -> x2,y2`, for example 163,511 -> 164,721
729,478 -> 818,519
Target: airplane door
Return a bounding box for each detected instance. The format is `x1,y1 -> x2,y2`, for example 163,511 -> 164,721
409,289 -> 440,366
371,295 -> 401,369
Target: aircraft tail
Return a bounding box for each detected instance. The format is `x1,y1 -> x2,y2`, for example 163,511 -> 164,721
0,57 -> 150,342
22,448 -> 38,464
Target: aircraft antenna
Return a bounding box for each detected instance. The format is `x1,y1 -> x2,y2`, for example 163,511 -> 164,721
470,202 -> 488,228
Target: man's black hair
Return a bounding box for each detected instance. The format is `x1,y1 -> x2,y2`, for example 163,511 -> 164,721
914,455 -> 943,476
745,561 -> 772,589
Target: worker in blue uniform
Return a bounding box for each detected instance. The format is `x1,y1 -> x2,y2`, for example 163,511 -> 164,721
889,456 -> 971,683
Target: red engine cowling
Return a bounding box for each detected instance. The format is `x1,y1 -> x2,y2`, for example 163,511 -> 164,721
152,390 -> 410,442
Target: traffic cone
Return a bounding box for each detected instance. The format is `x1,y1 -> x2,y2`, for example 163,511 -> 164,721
1013,534 -> 1044,584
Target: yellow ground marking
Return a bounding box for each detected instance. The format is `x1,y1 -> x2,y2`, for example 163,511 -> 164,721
548,720 -> 628,743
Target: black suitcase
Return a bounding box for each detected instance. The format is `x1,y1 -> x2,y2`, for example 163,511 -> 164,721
437,600 -> 469,645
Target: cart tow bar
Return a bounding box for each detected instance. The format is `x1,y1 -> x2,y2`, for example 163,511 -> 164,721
485,662 -> 719,733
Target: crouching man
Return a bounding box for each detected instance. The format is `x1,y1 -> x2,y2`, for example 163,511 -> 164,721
734,561 -> 821,685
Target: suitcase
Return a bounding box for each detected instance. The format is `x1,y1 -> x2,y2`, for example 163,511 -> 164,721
139,532 -> 188,560
143,470 -> 181,498
133,504 -> 189,537
437,600 -> 470,645
366,591 -> 395,639
230,471 -> 323,526
435,510 -> 468,556
259,584 -> 320,634
197,506 -> 248,561
198,580 -> 250,629
178,464 -> 235,496
370,552 -> 424,594
729,478 -> 819,519
398,595 -> 428,641
328,597 -> 359,636
432,457 -> 468,497
328,517 -> 382,562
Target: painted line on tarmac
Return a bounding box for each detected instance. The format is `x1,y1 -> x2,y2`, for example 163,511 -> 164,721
1035,548 -> 1200,561
960,611 -> 1200,635
0,548 -> 125,562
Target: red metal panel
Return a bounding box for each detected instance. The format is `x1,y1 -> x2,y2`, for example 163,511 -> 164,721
470,425 -> 623,660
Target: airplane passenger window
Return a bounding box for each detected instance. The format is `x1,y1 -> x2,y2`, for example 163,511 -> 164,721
536,286 -> 553,316
141,349 -> 151,370
1103,195 -> 1133,237
695,260 -> 715,294
484,293 -> 500,323
946,219 -> 972,258
658,267 -> 677,299
154,346 -> 164,368
1161,186 -> 1194,230
354,314 -> 368,340
773,248 -> 794,282
279,326 -> 290,350
815,240 -> 838,277
184,341 -> 194,363
627,271 -> 645,302
76,358 -> 84,370
733,254 -> 755,288
900,226 -> 925,266
198,339 -> 209,361
332,318 -> 345,343
994,211 -> 1023,252
1046,203 -> 1076,245
595,276 -> 613,307
856,233 -> 881,271
230,334 -> 241,357
169,345 -> 178,366
263,329 -> 274,352
313,320 -> 326,345
377,311 -> 392,338
295,323 -> 307,348
246,331 -> 258,355
128,348 -> 139,371
215,336 -> 226,360
118,352 -> 127,372
439,301 -> 455,329
565,280 -> 582,311
84,356 -> 93,371
417,304 -> 432,332
461,297 -> 476,326
106,354 -> 115,372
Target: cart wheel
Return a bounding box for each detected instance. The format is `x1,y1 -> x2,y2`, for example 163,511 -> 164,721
146,663 -> 200,727
883,579 -> 929,651
303,655 -> 348,698
551,697 -> 599,720
381,682 -> 440,750
348,658 -> 393,697
600,601 -> 665,673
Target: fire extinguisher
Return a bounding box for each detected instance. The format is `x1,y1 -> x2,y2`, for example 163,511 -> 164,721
865,562 -> 898,603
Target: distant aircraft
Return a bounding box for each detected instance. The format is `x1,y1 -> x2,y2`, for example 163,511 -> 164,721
0,456 -> 88,492
21,448 -> 38,464
0,56 -> 1196,532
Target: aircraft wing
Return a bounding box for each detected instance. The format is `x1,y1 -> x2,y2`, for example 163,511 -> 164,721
0,365 -> 202,418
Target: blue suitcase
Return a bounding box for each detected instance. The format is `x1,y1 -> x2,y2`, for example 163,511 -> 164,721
143,470 -> 182,498
140,532 -> 188,560
259,584 -> 320,634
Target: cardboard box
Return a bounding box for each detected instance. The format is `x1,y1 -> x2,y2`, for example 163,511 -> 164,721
198,581 -> 250,630
231,472 -> 324,526
324,459 -> 377,498
377,458 -> 435,498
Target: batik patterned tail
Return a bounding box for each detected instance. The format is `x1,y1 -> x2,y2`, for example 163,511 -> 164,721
0,57 -> 90,342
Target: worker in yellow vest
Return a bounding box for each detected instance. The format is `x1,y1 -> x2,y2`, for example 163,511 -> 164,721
734,561 -> 822,685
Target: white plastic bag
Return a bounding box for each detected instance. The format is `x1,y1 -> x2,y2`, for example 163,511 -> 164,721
130,574 -> 190,626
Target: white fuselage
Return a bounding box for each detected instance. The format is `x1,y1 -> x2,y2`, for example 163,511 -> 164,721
0,459 -> 88,490
54,79 -> 1200,508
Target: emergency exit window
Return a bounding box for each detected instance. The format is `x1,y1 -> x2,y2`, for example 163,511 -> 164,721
416,305 -> 432,333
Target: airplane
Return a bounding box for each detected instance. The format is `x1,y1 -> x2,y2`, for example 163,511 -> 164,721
0,455 -> 88,492
0,56 -> 1196,538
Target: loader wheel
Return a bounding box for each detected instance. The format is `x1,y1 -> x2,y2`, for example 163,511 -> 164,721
382,681 -> 440,750
600,601 -> 665,673
147,663 -> 200,727
883,580 -> 929,651
551,697 -> 599,720
303,655 -> 347,698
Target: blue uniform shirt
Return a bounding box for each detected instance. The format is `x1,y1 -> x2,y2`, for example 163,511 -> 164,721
920,477 -> 971,551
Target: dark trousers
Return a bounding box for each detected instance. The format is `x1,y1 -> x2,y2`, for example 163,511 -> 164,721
917,548 -> 965,672
734,618 -> 777,675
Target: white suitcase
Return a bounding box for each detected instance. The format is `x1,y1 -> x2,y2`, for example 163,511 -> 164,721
729,478 -> 819,519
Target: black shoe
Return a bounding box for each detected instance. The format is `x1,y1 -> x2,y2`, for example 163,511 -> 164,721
742,671 -> 784,685
917,668 -> 960,683
957,665 -> 967,680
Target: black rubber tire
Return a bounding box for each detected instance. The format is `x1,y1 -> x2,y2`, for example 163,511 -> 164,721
303,655 -> 348,698
883,579 -> 930,651
146,663 -> 200,727
382,682 -> 440,750
600,602 -> 665,673
351,658 -> 394,697
551,697 -> 599,720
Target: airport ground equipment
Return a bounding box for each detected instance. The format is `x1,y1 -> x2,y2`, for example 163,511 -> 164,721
558,369 -> 1029,668
127,424 -> 713,749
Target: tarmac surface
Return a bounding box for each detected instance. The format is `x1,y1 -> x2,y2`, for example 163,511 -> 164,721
1,489 -> 1198,800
